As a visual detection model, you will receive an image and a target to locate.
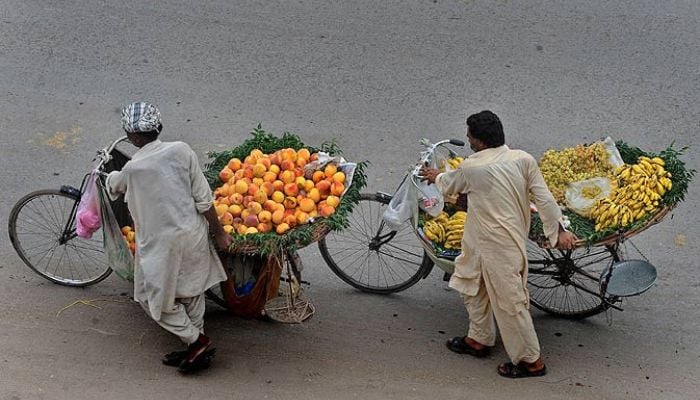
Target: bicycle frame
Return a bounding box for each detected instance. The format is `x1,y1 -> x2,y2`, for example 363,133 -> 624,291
364,138 -> 466,273
373,139 -> 628,310
58,136 -> 130,245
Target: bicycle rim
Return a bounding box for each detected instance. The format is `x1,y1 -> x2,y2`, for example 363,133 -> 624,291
319,193 -> 432,294
527,240 -> 615,319
8,189 -> 112,286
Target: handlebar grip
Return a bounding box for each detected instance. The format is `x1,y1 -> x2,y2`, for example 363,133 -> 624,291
449,139 -> 466,146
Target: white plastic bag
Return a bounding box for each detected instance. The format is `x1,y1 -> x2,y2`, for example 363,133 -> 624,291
97,179 -> 134,281
565,177 -> 613,217
76,171 -> 101,239
383,177 -> 419,231
303,152 -> 356,196
415,152 -> 445,217
601,136 -> 624,168
415,178 -> 444,217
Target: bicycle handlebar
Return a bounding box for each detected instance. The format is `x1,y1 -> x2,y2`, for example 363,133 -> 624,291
93,136 -> 130,173
409,138 -> 465,196
415,138 -> 465,170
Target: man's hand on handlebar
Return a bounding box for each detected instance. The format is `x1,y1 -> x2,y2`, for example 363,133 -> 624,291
418,167 -> 440,184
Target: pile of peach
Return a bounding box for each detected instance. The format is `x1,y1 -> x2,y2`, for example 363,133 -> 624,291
121,225 -> 136,254
214,148 -> 346,235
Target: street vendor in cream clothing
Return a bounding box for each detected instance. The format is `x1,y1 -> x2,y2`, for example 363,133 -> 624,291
106,102 -> 231,373
420,111 -> 577,378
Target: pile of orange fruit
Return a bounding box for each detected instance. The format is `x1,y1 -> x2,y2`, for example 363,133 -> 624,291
121,225 -> 136,254
213,148 -> 346,235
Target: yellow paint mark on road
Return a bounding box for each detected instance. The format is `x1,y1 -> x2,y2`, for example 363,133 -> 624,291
40,127 -> 82,149
675,234 -> 686,247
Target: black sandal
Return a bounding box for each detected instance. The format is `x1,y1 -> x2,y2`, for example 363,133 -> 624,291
162,350 -> 188,367
497,362 -> 547,378
163,349 -> 216,367
445,336 -> 491,358
177,348 -> 217,374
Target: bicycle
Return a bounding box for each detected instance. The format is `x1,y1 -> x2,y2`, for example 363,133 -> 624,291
319,138 -> 661,319
317,138 -> 463,294
8,136 -> 132,287
8,136 -> 306,320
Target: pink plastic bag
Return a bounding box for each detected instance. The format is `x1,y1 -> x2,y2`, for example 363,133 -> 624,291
76,171 -> 101,239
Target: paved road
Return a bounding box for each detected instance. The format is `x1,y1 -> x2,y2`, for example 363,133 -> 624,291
1,1 -> 699,399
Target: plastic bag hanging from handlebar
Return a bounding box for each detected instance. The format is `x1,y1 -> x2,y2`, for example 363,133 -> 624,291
97,179 -> 134,281
383,176 -> 420,231
414,176 -> 444,217
383,152 -> 447,230
75,171 -> 101,239
413,144 -> 447,217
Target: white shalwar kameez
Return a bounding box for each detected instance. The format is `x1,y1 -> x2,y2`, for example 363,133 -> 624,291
106,140 -> 227,345
436,145 -> 562,364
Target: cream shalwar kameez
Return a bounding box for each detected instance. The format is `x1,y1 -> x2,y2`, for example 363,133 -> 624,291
106,140 -> 227,345
436,145 -> 562,364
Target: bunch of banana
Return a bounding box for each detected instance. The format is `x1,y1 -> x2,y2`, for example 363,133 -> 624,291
446,156 -> 464,170
589,156 -> 672,231
423,212 -> 449,243
444,211 -> 467,249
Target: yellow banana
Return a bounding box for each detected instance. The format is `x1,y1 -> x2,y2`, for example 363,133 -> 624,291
450,211 -> 467,220
650,157 -> 665,166
639,160 -> 653,173
661,178 -> 672,190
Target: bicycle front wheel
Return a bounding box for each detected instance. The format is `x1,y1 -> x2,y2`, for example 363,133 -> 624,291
318,193 -> 433,294
8,189 -> 112,286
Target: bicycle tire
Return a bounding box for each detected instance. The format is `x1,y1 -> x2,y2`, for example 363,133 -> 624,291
8,189 -> 113,286
318,193 -> 433,294
526,239 -> 619,319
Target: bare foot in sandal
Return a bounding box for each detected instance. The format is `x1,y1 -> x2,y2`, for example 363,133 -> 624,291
498,357 -> 547,378
446,336 -> 491,357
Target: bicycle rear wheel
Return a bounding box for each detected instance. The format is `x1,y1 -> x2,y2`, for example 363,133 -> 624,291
527,240 -> 618,319
318,193 -> 433,294
8,189 -> 112,286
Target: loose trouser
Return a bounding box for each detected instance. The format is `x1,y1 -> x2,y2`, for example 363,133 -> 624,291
140,294 -> 205,345
463,275 -> 540,364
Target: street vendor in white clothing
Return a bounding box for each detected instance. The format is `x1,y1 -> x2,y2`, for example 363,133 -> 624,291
106,102 -> 231,373
420,110 -> 577,378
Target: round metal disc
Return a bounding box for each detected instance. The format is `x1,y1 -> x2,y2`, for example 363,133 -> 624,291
601,260 -> 657,297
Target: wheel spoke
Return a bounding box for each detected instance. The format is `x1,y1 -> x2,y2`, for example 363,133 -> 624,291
527,239 -> 616,318
9,190 -> 111,286
319,195 -> 430,293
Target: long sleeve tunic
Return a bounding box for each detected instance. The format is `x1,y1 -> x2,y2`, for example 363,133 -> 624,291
106,140 -> 227,320
436,145 -> 561,314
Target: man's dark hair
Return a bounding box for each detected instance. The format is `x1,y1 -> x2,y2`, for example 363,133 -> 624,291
132,123 -> 163,139
466,110 -> 505,148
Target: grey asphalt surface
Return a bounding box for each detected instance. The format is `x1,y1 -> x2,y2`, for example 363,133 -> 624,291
1,1 -> 699,399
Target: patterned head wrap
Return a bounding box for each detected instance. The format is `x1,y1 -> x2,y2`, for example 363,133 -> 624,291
121,102 -> 162,133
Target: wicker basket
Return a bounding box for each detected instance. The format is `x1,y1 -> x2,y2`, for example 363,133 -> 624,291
528,205 -> 675,249
224,219 -> 333,254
